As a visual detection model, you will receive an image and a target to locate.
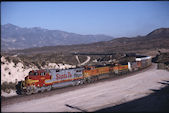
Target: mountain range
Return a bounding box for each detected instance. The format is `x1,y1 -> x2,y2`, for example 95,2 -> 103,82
2,27 -> 168,57
1,24 -> 114,51
1,24 -> 169,56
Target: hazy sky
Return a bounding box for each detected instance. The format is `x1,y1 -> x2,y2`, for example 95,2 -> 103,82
1,1 -> 169,37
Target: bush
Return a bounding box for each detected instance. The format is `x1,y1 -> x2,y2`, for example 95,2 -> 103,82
1,81 -> 17,92
12,58 -> 20,66
1,61 -> 5,64
5,67 -> 9,71
41,61 -> 46,67
5,57 -> 11,63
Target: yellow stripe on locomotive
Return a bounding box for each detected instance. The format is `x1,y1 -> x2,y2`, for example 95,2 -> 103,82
83,66 -> 111,78
25,76 -> 39,86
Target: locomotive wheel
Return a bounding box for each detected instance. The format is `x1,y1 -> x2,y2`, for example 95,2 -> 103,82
94,77 -> 98,82
72,80 -> 77,86
26,87 -> 33,95
87,79 -> 91,83
91,77 -> 95,83
72,82 -> 76,86
76,81 -> 81,86
32,86 -> 39,94
47,86 -> 52,91
83,79 -> 87,84
80,80 -> 84,84
88,79 -> 92,83
21,91 -> 26,95
41,87 -> 46,92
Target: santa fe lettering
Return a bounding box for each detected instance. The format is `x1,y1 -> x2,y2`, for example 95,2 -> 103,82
56,72 -> 72,80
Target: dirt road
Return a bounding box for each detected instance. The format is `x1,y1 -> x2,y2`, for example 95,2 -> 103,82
2,64 -> 169,112
80,56 -> 91,65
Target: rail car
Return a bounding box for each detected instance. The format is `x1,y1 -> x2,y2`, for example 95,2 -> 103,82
16,56 -> 152,95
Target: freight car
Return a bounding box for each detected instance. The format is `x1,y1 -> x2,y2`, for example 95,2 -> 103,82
16,56 -> 152,95
136,56 -> 152,69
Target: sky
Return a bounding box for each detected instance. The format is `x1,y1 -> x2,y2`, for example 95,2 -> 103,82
1,1 -> 169,37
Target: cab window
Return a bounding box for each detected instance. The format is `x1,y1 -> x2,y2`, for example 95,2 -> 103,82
29,71 -> 34,76
29,71 -> 38,76
34,72 -> 38,76
40,72 -> 46,76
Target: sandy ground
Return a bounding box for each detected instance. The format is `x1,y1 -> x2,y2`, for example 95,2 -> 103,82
1,90 -> 17,97
96,83 -> 169,112
2,64 -> 169,112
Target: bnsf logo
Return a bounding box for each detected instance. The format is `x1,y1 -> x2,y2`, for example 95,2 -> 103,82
55,72 -> 72,80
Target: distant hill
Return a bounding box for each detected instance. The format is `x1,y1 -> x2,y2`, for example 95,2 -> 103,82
7,27 -> 169,56
147,28 -> 169,37
1,24 -> 114,51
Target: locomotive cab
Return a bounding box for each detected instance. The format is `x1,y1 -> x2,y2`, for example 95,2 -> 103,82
25,70 -> 40,86
16,69 -> 52,95
25,70 -> 51,87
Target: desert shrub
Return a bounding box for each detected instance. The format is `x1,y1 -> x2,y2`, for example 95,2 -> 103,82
5,67 -> 9,71
5,56 -> 11,63
1,81 -> 17,92
1,61 -> 5,64
41,61 -> 46,67
31,61 -> 41,69
23,61 -> 31,67
36,64 -> 41,69
1,82 -> 8,91
12,58 -> 20,67
8,82 -> 16,90
17,52 -> 79,67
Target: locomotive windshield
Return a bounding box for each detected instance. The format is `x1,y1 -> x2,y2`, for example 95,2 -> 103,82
29,71 -> 38,76
40,72 -> 46,76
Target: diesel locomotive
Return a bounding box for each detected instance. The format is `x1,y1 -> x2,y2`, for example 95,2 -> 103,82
16,56 -> 152,95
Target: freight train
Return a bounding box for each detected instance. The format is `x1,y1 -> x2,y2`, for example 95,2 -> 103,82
16,56 -> 152,95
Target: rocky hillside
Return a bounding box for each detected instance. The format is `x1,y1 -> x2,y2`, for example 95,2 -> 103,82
1,24 -> 114,51
1,56 -> 75,83
147,28 -> 169,37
